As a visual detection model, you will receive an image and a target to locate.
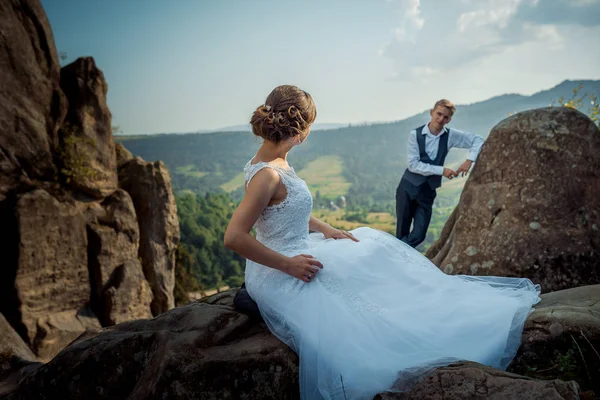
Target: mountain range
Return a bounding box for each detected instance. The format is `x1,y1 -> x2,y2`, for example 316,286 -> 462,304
118,79 -> 599,209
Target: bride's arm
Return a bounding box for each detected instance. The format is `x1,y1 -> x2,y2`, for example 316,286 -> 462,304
308,216 -> 333,233
309,216 -> 359,242
224,169 -> 322,283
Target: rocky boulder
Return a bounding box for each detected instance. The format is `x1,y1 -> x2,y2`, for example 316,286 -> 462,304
376,362 -> 580,400
0,0 -> 180,362
508,284 -> 600,395
115,142 -> 133,168
59,57 -> 118,199
119,158 -> 180,316
11,189 -> 100,361
427,107 -> 600,293
0,314 -> 36,363
0,355 -> 41,398
2,291 -> 299,400
86,189 -> 152,326
0,0 -> 67,201
5,287 -> 599,399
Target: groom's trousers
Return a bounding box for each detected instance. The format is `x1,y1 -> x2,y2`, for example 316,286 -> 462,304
395,177 -> 436,248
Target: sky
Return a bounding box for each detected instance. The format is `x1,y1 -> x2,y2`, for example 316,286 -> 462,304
41,0 -> 600,135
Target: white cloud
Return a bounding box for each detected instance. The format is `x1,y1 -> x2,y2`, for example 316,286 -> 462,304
525,23 -> 563,48
378,0 -> 595,80
457,0 -> 524,32
389,0 -> 424,43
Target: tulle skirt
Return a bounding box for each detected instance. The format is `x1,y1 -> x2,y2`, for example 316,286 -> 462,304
245,227 -> 541,400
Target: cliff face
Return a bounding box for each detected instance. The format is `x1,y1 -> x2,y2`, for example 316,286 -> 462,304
427,107 -> 600,293
0,0 -> 179,362
3,288 -> 599,399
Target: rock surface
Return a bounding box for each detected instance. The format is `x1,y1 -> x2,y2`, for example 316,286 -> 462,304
119,158 -> 180,316
0,0 -> 178,362
508,284 -> 600,395
0,314 -> 36,363
59,57 -> 118,198
0,0 -> 67,201
115,142 -> 133,168
376,361 -> 580,400
427,107 -> 600,293
14,189 -> 91,360
2,291 -> 299,400
4,289 -> 597,400
87,189 -> 152,326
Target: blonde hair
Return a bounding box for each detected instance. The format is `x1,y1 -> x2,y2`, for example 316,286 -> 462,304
433,99 -> 456,116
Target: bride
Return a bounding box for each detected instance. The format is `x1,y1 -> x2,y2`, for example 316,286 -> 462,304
224,85 -> 541,399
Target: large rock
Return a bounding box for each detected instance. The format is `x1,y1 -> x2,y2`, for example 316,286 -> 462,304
509,285 -> 600,395
427,107 -> 600,293
12,189 -> 99,360
87,189 -> 152,326
0,312 -> 39,395
0,0 -> 179,364
119,158 -> 180,315
376,361 -> 580,400
115,142 -> 133,169
2,291 -> 299,400
59,57 -> 118,198
99,261 -> 153,326
4,289 -> 595,400
0,355 -> 41,398
32,308 -> 101,363
0,0 -> 67,200
0,314 -> 36,363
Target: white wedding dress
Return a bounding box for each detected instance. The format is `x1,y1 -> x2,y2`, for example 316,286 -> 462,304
243,159 -> 541,400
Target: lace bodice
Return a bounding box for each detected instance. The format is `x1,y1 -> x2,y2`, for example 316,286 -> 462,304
243,158 -> 314,295
243,158 -> 313,254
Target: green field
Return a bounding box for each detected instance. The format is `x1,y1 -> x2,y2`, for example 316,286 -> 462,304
437,175 -> 467,203
297,155 -> 351,197
176,164 -> 208,178
220,171 -> 246,192
219,155 -> 352,197
312,209 -> 397,235
176,189 -> 196,197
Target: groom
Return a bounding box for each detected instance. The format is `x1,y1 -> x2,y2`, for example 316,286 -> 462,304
396,99 -> 484,248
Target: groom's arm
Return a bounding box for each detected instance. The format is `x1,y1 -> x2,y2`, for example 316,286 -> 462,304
450,129 -> 485,176
449,128 -> 484,161
407,129 -> 444,176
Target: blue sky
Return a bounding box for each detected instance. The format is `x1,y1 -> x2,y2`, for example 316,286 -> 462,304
41,0 -> 600,135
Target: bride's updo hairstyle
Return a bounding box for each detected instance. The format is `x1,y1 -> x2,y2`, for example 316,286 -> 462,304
250,85 -> 317,144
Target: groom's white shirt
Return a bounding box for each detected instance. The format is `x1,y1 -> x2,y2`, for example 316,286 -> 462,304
407,124 -> 484,177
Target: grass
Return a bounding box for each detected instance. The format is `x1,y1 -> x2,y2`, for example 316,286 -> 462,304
219,155 -> 352,196
313,209 -> 396,235
113,134 -> 157,141
176,189 -> 196,197
296,155 -> 351,198
176,164 -> 208,178
220,171 -> 246,192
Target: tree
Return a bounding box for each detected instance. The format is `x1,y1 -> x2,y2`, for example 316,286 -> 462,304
555,83 -> 599,126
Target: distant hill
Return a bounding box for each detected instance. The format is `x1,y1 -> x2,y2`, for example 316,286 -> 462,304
118,79 -> 599,210
197,122 -> 348,133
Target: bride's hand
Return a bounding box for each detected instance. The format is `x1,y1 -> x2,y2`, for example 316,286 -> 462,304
323,227 -> 359,242
283,254 -> 323,283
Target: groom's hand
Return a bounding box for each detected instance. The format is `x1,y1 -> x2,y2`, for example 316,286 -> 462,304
455,160 -> 473,177
443,168 -> 457,180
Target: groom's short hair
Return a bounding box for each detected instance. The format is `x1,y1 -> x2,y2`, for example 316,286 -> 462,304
433,99 -> 456,116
